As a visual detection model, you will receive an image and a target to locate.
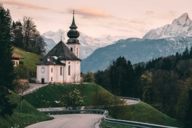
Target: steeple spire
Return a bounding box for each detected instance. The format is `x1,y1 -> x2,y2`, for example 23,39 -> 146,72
67,10 -> 80,44
70,10 -> 77,29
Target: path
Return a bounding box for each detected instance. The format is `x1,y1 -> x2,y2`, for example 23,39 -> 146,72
22,83 -> 48,95
26,114 -> 103,128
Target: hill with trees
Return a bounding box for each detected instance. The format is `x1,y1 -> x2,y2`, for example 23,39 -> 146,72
94,48 -> 192,127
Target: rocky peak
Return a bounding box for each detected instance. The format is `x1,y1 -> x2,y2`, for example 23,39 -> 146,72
172,13 -> 192,26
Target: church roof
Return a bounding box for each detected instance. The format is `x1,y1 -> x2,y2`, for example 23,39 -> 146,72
40,41 -> 80,65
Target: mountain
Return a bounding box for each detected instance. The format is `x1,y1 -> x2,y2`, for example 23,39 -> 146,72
82,37 -> 192,72
43,30 -> 122,59
82,13 -> 192,72
144,13 -> 192,39
42,36 -> 56,52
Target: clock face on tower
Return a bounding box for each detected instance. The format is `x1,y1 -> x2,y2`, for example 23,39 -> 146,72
41,67 -> 45,73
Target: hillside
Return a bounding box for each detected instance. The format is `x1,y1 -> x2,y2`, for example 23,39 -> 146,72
13,47 -> 40,72
0,93 -> 51,128
82,37 -> 192,72
24,83 -> 121,108
24,83 -> 179,126
106,102 -> 179,126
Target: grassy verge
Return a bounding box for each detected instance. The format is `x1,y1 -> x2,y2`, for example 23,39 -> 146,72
100,121 -> 133,128
106,102 -> 180,127
0,93 -> 51,128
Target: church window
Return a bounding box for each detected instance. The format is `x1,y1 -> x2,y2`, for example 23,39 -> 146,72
68,65 -> 71,75
51,68 -> 53,73
60,67 -> 62,75
70,47 -> 73,52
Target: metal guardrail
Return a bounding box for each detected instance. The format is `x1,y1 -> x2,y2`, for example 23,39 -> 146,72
38,107 -> 178,128
120,96 -> 141,101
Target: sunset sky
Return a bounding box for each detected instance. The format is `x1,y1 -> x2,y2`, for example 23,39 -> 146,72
1,0 -> 192,38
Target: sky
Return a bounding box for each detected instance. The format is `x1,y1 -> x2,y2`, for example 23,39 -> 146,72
1,0 -> 192,38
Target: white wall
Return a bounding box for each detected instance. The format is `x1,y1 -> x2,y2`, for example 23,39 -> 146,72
68,44 -> 80,58
36,60 -> 81,84
36,65 -> 49,83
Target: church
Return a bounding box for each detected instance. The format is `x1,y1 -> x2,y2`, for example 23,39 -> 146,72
36,12 -> 81,84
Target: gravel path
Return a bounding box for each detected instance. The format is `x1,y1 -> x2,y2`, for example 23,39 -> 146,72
22,83 -> 48,95
26,114 -> 103,128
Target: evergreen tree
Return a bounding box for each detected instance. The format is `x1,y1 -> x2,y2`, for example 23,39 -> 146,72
0,5 -> 15,116
11,21 -> 23,48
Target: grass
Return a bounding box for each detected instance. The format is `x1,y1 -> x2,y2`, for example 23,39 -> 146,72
24,83 -> 180,127
24,83 -> 121,108
100,121 -> 133,128
13,47 -> 40,72
106,102 -> 180,127
0,93 -> 51,128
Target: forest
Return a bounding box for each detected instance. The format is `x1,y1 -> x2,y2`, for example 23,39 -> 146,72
93,48 -> 192,127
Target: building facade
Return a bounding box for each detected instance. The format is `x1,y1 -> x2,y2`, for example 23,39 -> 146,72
36,12 -> 81,84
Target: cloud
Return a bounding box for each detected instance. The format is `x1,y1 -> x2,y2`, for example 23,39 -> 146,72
2,0 -> 51,11
68,7 -> 111,18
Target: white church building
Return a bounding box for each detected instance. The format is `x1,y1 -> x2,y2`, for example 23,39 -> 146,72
36,12 -> 81,84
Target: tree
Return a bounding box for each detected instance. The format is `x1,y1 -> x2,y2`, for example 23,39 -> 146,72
0,5 -> 16,116
63,89 -> 84,107
11,21 -> 23,48
22,17 -> 45,55
83,72 -> 95,82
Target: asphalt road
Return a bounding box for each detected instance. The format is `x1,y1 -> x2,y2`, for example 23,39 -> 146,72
26,114 -> 103,128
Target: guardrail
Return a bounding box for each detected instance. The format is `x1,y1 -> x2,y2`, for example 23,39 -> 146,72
38,107 -> 178,128
120,96 -> 141,101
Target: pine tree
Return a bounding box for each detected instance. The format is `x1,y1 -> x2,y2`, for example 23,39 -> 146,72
0,5 -> 15,116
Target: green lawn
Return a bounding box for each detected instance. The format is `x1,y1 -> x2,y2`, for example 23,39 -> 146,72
0,93 -> 51,128
13,47 -> 40,72
24,83 -> 122,108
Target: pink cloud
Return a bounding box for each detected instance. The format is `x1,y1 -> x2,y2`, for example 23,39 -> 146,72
68,7 -> 111,18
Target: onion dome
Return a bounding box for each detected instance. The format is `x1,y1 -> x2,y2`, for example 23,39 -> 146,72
67,10 -> 80,44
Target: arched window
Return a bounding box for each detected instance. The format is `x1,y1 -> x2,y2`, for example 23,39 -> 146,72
60,67 -> 62,75
68,65 -> 71,76
70,47 -> 73,52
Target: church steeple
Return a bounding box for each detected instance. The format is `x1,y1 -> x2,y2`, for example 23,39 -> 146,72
67,10 -> 80,44
67,10 -> 80,58
70,10 -> 77,29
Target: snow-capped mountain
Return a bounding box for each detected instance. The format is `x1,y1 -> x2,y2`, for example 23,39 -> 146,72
144,13 -> 192,39
43,30 -> 123,59
82,13 -> 192,72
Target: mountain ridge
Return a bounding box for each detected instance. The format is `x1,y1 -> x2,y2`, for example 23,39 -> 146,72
143,13 -> 192,39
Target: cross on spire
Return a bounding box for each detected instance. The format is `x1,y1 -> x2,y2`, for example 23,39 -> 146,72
70,10 -> 77,29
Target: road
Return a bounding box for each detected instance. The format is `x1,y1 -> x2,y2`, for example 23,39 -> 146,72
26,114 -> 103,128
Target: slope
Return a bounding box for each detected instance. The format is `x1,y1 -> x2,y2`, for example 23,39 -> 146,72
0,93 -> 51,128
13,47 -> 40,72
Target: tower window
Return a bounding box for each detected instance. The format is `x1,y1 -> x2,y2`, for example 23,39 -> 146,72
70,48 -> 73,52
60,67 -> 62,75
68,65 -> 71,76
